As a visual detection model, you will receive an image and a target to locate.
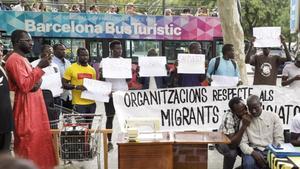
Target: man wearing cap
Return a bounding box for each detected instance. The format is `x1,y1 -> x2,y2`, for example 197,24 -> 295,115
281,54 -> 300,89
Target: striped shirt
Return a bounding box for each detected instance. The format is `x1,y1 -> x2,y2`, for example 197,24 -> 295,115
219,110 -> 240,135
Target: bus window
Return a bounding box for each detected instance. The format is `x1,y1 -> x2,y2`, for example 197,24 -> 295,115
69,39 -> 85,62
215,40 -> 223,57
164,41 -> 213,63
48,38 -> 85,62
126,40 -> 161,62
165,41 -> 189,62
89,41 -> 102,62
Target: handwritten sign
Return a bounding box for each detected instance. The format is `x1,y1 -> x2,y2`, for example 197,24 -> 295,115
139,57 -> 167,77
102,58 -> 132,79
253,27 -> 281,48
211,75 -> 239,87
177,54 -> 205,74
81,78 -> 112,102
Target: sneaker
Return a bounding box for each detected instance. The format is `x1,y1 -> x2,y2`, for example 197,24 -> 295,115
108,142 -> 114,152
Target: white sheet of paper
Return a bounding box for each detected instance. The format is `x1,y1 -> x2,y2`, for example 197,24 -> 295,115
137,133 -> 163,141
139,56 -> 167,77
41,73 -> 63,97
81,78 -> 112,102
211,75 -> 239,87
102,58 -> 132,79
253,27 -> 281,48
177,54 -> 205,74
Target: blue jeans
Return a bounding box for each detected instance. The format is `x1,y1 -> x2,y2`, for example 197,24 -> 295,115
216,144 -> 241,169
243,148 -> 269,169
74,103 -> 96,128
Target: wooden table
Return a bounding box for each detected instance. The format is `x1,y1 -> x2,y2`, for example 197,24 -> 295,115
117,131 -> 230,169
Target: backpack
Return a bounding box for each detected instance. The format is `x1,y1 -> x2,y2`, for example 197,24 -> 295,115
211,57 -> 237,75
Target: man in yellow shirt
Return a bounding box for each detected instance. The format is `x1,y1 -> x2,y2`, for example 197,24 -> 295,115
63,47 -> 96,128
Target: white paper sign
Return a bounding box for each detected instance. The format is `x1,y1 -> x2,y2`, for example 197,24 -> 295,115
81,78 -> 112,102
31,60 -> 63,97
113,86 -> 300,132
102,58 -> 132,78
41,73 -> 63,97
253,27 -> 281,48
139,57 -> 167,77
211,75 -> 239,87
177,54 -> 205,74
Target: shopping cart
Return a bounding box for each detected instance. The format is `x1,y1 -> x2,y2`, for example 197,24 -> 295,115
51,104 -> 103,169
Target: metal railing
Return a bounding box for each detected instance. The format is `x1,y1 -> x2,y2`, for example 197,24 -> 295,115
1,0 -> 216,16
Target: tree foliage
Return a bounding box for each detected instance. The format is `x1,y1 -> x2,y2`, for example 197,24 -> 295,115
143,0 -> 291,41
97,0 -> 292,41
240,0 -> 291,40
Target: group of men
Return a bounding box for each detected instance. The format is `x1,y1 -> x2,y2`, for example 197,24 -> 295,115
157,34 -> 299,169
214,35 -> 300,169
0,29 -> 129,168
0,27 -> 300,169
134,35 -> 300,169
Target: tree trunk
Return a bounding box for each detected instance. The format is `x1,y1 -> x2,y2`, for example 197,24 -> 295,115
218,0 -> 248,84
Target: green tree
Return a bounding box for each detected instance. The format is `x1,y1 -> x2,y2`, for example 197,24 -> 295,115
241,0 -> 291,41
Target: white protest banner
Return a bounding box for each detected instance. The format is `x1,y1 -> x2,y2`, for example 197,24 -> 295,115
177,54 -> 205,74
41,72 -> 63,97
211,75 -> 239,87
253,27 -> 281,48
138,57 -> 167,77
113,86 -> 300,132
102,58 -> 132,78
81,78 -> 112,102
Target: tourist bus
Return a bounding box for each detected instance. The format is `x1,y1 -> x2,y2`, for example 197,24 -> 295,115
0,11 -> 223,62
0,11 -> 224,88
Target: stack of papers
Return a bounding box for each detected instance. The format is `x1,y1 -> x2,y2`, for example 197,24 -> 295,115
137,133 -> 163,141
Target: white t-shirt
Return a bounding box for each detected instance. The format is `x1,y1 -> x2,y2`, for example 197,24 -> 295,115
282,63 -> 300,89
291,114 -> 300,134
99,58 -> 128,91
